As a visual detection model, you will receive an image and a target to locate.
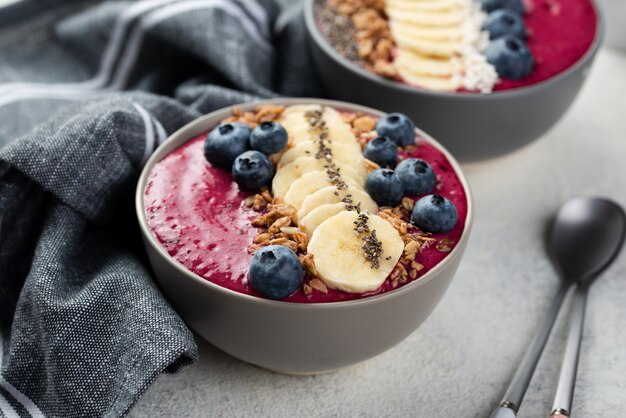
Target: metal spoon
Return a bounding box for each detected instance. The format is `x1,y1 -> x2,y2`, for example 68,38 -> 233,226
548,198 -> 625,417
490,197 -> 626,418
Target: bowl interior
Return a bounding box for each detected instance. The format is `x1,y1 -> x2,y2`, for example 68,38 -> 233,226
136,98 -> 474,309
305,0 -> 605,100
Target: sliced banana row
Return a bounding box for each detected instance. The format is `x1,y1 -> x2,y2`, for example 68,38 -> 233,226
278,139 -> 362,169
284,171 -> 362,211
272,156 -> 365,200
385,0 -> 497,92
270,105 -> 404,294
272,107 -> 367,201
386,0 -> 464,12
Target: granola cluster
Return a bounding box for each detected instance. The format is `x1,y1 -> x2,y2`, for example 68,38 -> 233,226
222,104 -> 286,129
244,192 -> 328,296
328,0 -> 398,79
378,198 -> 455,288
342,111 -> 419,157
247,194 -> 305,254
340,112 -> 380,162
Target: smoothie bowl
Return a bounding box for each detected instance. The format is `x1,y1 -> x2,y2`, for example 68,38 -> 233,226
136,98 -> 473,374
305,0 -> 604,161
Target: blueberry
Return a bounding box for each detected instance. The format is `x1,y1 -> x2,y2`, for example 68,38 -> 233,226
376,113 -> 416,147
365,169 -> 404,207
204,123 -> 251,168
485,36 -> 534,80
364,137 -> 398,167
250,121 -> 288,155
480,0 -> 525,14
249,245 -> 304,299
396,158 -> 436,196
483,9 -> 526,40
411,195 -> 458,233
232,150 -> 274,192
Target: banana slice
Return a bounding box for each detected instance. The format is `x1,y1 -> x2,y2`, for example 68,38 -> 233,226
279,106 -> 345,131
286,122 -> 361,150
389,20 -> 464,42
278,141 -> 366,169
272,157 -> 364,199
395,48 -> 461,77
281,104 -> 342,118
284,171 -> 363,210
392,27 -> 462,58
300,203 -> 350,239
280,114 -> 347,134
385,7 -> 465,27
386,0 -> 460,12
308,211 -> 404,293
297,186 -> 378,221
396,65 -> 460,92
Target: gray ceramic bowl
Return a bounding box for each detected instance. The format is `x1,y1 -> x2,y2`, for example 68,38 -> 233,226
136,98 -> 473,374
305,0 -> 604,162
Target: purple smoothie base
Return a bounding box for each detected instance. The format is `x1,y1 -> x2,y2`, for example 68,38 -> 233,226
145,115 -> 468,303
317,0 -> 598,93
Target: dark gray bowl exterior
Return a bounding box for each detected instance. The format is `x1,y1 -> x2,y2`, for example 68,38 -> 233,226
305,0 -> 604,162
136,98 -> 473,374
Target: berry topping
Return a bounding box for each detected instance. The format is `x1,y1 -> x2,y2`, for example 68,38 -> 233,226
375,113 -> 416,147
249,245 -> 304,300
232,150 -> 274,192
250,121 -> 288,155
486,36 -> 534,80
363,137 -> 398,167
365,168 -> 405,207
411,195 -> 458,233
483,9 -> 527,40
395,158 -> 436,196
479,0 -> 525,14
204,123 -> 251,168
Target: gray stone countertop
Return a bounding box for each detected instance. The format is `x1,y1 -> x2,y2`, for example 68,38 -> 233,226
130,47 -> 626,418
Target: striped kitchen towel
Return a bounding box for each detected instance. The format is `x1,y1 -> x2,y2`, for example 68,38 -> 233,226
0,0 -> 321,417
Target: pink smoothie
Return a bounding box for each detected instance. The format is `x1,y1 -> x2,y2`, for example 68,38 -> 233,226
145,121 -> 468,303
319,0 -> 598,92
493,0 -> 598,91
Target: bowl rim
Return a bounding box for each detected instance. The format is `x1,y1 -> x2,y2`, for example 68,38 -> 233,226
304,0 -> 605,100
136,98 -> 474,311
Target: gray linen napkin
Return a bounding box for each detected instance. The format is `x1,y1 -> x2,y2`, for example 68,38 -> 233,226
0,0 -> 321,416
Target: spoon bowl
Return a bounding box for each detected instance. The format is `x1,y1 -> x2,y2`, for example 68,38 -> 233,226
550,197 -> 626,284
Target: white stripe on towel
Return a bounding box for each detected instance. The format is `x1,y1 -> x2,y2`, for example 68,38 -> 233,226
108,0 -> 272,90
236,0 -> 270,40
0,324 -> 20,418
132,103 -> 158,166
0,391 -> 20,418
0,329 -> 44,418
154,118 -> 168,145
0,0 -> 272,108
0,0 -> 180,94
132,102 -> 168,165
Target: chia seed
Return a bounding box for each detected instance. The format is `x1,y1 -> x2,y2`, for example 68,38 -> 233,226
315,3 -> 362,64
305,106 -> 383,268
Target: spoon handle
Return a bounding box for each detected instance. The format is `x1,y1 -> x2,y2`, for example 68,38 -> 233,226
490,284 -> 572,417
549,286 -> 588,417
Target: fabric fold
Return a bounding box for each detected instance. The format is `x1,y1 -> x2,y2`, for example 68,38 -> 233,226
0,94 -> 199,417
0,0 -> 321,416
